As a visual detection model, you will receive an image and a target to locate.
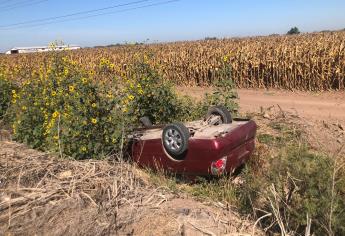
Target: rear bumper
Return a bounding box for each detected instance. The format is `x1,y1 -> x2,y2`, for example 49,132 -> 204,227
223,138 -> 255,173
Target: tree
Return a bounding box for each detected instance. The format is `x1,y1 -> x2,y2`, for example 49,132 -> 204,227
287,27 -> 301,35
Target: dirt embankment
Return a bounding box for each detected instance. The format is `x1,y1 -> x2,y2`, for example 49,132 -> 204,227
0,141 -> 262,236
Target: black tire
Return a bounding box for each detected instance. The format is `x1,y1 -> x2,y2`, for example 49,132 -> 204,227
162,122 -> 190,159
206,105 -> 232,124
139,116 -> 153,128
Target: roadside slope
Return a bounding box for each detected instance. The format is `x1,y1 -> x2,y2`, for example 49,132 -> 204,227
0,141 -> 262,236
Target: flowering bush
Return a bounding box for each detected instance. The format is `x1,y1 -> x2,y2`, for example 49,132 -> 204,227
122,62 -> 182,124
9,56 -> 124,159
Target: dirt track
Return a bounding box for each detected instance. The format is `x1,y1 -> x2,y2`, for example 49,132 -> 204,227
177,87 -> 345,123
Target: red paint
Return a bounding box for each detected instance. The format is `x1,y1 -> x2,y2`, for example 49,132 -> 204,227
131,120 -> 257,176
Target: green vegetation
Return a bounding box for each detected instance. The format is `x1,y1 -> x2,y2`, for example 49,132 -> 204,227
0,73 -> 17,119
287,26 -> 301,35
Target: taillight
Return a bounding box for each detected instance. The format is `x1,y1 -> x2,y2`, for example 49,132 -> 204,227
211,156 -> 227,175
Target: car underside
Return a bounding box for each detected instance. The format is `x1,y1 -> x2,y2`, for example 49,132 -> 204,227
130,106 -> 257,177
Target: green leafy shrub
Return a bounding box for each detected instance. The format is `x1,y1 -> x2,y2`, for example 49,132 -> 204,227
10,56 -> 124,159
0,72 -> 17,120
203,79 -> 239,114
123,62 -> 182,124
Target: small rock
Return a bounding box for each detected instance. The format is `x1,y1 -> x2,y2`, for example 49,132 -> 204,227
338,124 -> 344,131
263,113 -> 271,119
194,209 -> 211,219
322,121 -> 329,129
175,208 -> 190,216
58,170 -> 72,179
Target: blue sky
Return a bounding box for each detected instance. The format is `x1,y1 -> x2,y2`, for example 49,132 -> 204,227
0,0 -> 344,52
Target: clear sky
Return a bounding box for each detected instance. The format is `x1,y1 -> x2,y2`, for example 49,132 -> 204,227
0,0 -> 344,52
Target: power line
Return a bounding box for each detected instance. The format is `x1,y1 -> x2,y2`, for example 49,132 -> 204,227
0,0 -> 46,11
0,0 -> 180,30
0,0 -> 23,6
0,0 -> 150,28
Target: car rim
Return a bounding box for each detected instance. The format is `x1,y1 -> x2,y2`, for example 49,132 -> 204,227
207,114 -> 223,125
165,128 -> 182,151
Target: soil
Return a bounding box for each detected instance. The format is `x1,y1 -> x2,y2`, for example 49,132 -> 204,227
177,87 -> 345,156
176,87 -> 345,123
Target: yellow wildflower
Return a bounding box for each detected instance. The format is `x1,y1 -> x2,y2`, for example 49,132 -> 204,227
22,106 -> 27,111
106,93 -> 113,98
69,85 -> 75,92
51,91 -> 57,96
81,146 -> 87,152
81,77 -> 88,84
64,68 -> 69,76
91,103 -> 97,108
52,111 -> 59,118
128,95 -> 134,100
91,118 -> 97,124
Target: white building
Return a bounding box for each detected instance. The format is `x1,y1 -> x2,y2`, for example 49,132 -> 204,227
5,45 -> 81,54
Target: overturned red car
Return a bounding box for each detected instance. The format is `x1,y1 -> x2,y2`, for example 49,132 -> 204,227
130,106 -> 257,177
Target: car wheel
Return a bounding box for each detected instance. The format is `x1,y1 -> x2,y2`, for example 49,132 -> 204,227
206,105 -> 232,124
162,122 -> 190,159
139,116 -> 153,128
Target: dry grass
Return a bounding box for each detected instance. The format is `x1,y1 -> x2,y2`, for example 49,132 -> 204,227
0,141 -> 264,235
0,141 -> 169,235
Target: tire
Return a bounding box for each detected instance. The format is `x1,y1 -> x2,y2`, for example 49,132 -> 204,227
139,116 -> 153,128
206,105 -> 232,124
162,122 -> 190,159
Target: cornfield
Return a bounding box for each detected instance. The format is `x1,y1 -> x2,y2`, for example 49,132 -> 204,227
1,31 -> 344,91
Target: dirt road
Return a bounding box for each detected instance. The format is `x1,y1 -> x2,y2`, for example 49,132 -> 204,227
177,87 -> 345,123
